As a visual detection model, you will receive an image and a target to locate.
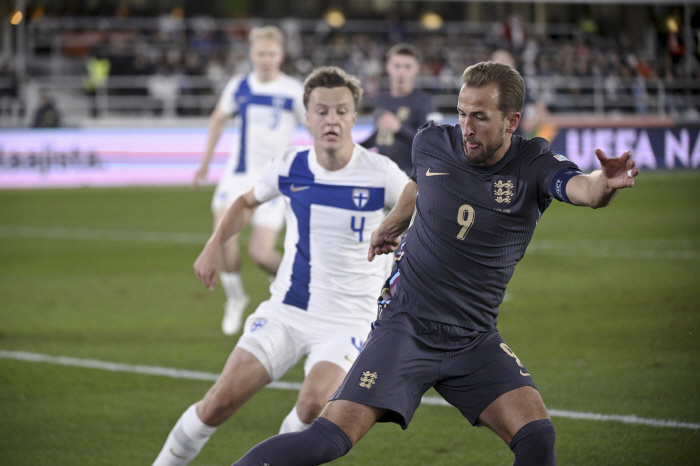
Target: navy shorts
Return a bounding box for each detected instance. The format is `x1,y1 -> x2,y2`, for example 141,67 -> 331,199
330,311 -> 537,429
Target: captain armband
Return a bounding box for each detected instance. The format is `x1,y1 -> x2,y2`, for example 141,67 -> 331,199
550,168 -> 583,204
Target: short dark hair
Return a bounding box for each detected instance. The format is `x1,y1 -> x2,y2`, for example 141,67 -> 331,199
386,43 -> 420,61
462,61 -> 525,116
303,66 -> 363,109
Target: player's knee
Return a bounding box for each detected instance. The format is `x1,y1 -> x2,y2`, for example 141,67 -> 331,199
295,395 -> 326,424
199,389 -> 244,425
510,419 -> 556,466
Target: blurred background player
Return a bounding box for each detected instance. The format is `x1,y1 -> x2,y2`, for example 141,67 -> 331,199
360,43 -> 442,176
191,26 -> 306,335
152,65 -> 409,466
490,48 -> 550,139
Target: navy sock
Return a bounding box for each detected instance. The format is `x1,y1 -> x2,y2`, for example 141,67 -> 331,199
510,419 -> 556,466
232,417 -> 352,466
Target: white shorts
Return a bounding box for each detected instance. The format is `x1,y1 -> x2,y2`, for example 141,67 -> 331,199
211,171 -> 285,231
235,300 -> 372,381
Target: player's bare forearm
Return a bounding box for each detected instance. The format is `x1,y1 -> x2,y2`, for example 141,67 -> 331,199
210,190 -> 259,246
195,190 -> 259,289
193,108 -> 227,188
368,180 -> 417,261
566,149 -> 638,208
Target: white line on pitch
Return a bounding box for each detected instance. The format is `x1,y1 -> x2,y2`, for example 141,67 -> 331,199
1,350 -> 698,430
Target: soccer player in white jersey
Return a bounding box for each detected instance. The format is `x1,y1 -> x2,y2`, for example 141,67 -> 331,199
192,26 -> 306,335
152,66 -> 409,466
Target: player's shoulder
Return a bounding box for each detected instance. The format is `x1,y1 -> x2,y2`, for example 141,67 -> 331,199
276,73 -> 304,90
356,144 -> 404,172
414,121 -> 459,149
281,145 -> 310,161
262,145 -> 310,175
515,136 -> 569,164
517,136 -> 551,156
514,136 -> 578,172
221,74 -> 248,93
411,89 -> 435,103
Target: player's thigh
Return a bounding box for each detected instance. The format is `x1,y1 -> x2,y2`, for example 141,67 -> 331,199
250,195 -> 285,232
211,172 -> 255,214
329,315 -> 440,429
295,361 -> 347,419
435,331 -> 538,427
235,302 -> 307,381
477,385 -> 549,444
199,347 -> 271,425
248,224 -> 279,259
303,317 -> 370,376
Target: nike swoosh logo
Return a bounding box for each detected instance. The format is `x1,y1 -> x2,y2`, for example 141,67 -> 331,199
290,185 -> 310,192
169,448 -> 188,460
520,370 -> 530,377
344,355 -> 356,364
426,168 -> 449,176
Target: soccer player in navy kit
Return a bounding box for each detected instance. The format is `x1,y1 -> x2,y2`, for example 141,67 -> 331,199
360,43 -> 442,175
231,61 -> 639,466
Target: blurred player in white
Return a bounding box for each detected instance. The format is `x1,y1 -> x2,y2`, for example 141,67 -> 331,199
153,66 -> 409,466
192,26 -> 306,335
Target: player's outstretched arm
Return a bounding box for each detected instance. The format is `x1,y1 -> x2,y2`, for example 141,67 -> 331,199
194,189 -> 261,289
368,180 -> 417,262
192,106 -> 228,189
565,149 -> 639,208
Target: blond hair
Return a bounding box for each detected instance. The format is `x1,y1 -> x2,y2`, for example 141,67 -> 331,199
248,26 -> 284,47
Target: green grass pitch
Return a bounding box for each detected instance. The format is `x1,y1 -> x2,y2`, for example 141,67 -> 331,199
1,171 -> 698,465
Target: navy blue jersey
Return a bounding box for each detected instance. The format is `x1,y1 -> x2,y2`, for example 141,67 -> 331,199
361,89 -> 438,175
380,122 -> 580,331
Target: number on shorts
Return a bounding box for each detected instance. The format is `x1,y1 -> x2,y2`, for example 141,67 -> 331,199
500,343 -> 530,376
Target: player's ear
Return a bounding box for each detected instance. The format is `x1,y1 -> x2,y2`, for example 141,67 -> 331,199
505,112 -> 521,134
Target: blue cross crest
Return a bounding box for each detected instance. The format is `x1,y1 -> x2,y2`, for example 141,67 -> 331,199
352,189 -> 370,209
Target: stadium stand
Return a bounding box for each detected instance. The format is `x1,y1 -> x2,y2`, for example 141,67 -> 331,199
1,8 -> 699,127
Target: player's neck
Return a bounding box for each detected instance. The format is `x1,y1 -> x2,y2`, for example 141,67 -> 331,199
482,134 -> 513,166
255,70 -> 280,83
315,144 -> 354,171
390,84 -> 414,97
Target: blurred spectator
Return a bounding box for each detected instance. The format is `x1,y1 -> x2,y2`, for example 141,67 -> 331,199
25,13 -> 699,119
490,48 -> 548,137
0,61 -> 21,119
147,61 -> 180,117
83,45 -> 111,117
31,93 -> 61,128
503,14 -> 527,53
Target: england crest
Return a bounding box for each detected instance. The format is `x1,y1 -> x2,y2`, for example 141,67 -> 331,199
492,176 -> 517,206
352,188 -> 370,209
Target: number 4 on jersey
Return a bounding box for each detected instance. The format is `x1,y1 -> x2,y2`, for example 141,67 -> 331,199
351,216 -> 366,242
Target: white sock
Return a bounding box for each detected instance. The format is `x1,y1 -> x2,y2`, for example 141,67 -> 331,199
278,406 -> 311,434
219,272 -> 246,301
153,403 -> 217,466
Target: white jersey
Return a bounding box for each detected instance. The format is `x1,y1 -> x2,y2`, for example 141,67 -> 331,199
253,145 -> 409,322
218,72 -> 305,177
